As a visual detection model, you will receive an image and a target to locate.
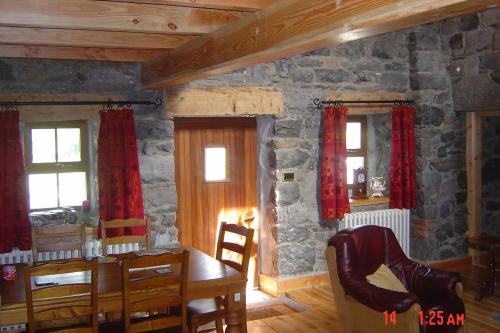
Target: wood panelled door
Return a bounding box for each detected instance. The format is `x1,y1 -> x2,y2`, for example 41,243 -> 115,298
174,118 -> 258,286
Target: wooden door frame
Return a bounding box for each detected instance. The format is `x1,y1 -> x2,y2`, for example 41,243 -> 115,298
466,110 -> 500,265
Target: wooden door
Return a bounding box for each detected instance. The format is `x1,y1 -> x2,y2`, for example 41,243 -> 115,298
174,118 -> 258,286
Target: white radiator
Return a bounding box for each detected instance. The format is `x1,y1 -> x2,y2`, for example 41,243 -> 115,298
0,241 -> 139,264
339,209 -> 410,256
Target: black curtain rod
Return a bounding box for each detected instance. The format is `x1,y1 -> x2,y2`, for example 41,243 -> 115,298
0,98 -> 163,110
313,98 -> 414,108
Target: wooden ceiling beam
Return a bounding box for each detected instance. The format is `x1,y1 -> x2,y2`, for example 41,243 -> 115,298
0,27 -> 196,49
98,0 -> 277,11
0,45 -> 164,62
142,0 -> 500,89
0,0 -> 244,34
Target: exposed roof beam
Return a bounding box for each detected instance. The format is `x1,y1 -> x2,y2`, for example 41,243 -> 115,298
142,0 -> 500,88
0,45 -> 164,62
97,0 -> 277,11
0,0 -> 244,34
0,27 -> 197,49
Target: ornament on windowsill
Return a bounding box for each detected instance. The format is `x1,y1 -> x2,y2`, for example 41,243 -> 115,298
351,167 -> 368,199
369,177 -> 386,198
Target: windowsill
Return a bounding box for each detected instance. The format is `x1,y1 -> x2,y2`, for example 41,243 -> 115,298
350,197 -> 389,207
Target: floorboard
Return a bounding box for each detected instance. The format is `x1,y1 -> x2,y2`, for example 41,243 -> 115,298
247,264 -> 499,333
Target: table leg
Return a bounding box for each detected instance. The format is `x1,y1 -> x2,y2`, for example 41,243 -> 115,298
475,248 -> 497,301
225,285 -> 246,333
488,248 -> 496,296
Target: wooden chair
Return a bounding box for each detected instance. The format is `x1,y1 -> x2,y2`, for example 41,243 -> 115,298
121,251 -> 190,333
24,259 -> 99,333
187,222 -> 254,333
31,223 -> 86,262
100,218 -> 151,255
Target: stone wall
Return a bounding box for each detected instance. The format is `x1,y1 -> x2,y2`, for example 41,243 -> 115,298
481,117 -> 500,235
441,9 -> 500,238
408,23 -> 469,260
0,58 -> 178,247
443,9 -> 500,111
183,30 -> 411,275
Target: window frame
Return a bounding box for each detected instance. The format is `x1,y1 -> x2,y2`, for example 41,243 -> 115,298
346,116 -> 367,187
24,120 -> 89,211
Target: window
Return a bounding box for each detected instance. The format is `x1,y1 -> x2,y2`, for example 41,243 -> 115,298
25,121 -> 88,210
346,116 -> 367,185
204,146 -> 227,182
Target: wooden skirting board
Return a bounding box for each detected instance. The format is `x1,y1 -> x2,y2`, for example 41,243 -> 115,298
165,87 -> 283,117
259,273 -> 330,297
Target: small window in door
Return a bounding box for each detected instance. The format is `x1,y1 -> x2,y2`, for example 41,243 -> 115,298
204,146 -> 228,182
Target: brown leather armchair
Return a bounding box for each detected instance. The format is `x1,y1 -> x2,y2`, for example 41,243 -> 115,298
326,225 -> 466,333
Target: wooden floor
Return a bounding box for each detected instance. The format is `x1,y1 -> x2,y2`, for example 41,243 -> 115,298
248,265 -> 500,333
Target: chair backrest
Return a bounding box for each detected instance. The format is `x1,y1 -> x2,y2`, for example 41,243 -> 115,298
122,251 -> 190,333
32,223 -> 85,262
328,224 -> 406,277
100,218 -> 151,255
215,222 -> 254,278
24,259 -> 99,333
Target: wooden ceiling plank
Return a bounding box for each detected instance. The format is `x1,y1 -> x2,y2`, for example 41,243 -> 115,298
0,27 -> 196,49
0,0 -> 245,34
142,0 -> 500,88
98,0 -> 277,11
0,45 -> 164,62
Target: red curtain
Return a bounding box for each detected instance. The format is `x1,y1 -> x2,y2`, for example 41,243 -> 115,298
390,105 -> 417,209
0,110 -> 31,253
98,108 -> 145,238
321,106 -> 351,219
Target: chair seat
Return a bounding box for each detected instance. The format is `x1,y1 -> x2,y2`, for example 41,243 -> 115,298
187,297 -> 226,317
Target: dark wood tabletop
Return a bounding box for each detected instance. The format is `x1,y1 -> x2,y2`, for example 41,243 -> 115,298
0,247 -> 247,332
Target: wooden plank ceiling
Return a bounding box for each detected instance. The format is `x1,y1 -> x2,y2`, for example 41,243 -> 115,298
1,0 -> 498,86
0,0 -> 275,62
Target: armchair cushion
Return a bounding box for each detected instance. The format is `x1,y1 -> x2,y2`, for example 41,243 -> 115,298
367,264 -> 408,293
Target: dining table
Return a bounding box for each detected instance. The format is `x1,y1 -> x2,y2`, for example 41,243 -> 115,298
0,247 -> 247,333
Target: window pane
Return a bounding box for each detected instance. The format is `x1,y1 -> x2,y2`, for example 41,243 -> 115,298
205,147 -> 227,181
346,122 -> 361,150
31,129 -> 56,163
57,128 -> 81,162
29,174 -> 58,209
59,172 -> 87,206
346,157 -> 364,185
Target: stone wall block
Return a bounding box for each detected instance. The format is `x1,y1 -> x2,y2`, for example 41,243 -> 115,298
139,154 -> 174,183
465,29 -> 493,54
276,148 -> 310,169
479,7 -> 500,27
276,182 -> 301,206
380,72 -> 408,91
135,119 -> 173,139
459,14 -> 480,31
277,242 -> 315,275
315,69 -> 350,83
410,73 -> 448,90
275,119 -> 303,138
409,31 -> 440,51
142,183 -> 177,212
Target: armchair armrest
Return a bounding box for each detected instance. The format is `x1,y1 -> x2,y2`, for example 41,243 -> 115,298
345,278 -> 419,313
404,262 -> 461,301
